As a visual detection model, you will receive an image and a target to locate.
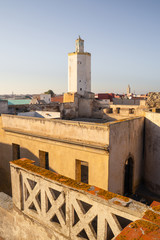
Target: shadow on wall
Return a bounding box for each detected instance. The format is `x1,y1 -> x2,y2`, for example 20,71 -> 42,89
144,118 -> 160,195
103,114 -> 118,122
0,142 -> 40,196
72,115 -> 117,123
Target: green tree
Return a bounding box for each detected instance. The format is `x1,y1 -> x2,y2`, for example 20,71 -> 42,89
44,90 -> 55,97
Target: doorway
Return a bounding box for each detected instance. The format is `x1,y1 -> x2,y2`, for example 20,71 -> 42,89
124,157 -> 133,195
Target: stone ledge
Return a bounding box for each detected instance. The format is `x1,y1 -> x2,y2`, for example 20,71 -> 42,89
10,158 -> 148,218
0,192 -> 13,210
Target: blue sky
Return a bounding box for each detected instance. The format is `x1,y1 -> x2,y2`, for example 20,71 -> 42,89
0,0 -> 159,94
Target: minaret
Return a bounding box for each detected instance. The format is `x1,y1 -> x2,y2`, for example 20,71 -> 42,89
68,36 -> 91,95
75,36 -> 84,52
127,84 -> 131,96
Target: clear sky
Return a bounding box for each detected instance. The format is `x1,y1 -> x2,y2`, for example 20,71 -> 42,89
0,0 -> 159,95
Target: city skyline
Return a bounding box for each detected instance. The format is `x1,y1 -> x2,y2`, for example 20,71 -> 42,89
0,0 -> 160,94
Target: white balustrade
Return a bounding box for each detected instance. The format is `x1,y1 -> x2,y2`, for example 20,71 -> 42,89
10,161 -> 147,240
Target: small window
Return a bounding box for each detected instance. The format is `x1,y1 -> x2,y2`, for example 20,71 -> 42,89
12,143 -> 20,160
109,108 -> 113,113
79,80 -> 81,82
129,108 -> 135,114
75,160 -> 88,184
116,108 -> 120,114
80,88 -> 82,91
39,150 -> 49,170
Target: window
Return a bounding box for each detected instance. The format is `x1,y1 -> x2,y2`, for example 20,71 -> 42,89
129,108 -> 135,114
39,150 -> 49,170
80,88 -> 82,91
109,108 -> 113,113
75,160 -> 88,184
116,108 -> 120,114
12,143 -> 20,160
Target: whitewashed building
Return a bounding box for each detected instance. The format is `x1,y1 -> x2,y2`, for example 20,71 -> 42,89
40,94 -> 51,104
68,36 -> 91,95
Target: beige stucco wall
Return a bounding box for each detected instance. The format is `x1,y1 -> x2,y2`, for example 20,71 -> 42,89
2,114 -> 109,146
0,115 -> 109,195
144,112 -> 160,195
108,117 -> 144,195
109,104 -> 145,117
0,114 -> 147,198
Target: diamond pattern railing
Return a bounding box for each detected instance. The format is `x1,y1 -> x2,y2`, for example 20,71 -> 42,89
10,160 -> 146,240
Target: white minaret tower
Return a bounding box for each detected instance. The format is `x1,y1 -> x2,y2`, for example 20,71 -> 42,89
127,84 -> 131,96
68,36 -> 91,95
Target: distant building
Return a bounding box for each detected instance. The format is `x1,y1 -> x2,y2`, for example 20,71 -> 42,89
31,94 -> 51,104
7,99 -> 31,114
95,93 -> 115,101
39,94 -> 51,104
0,100 -> 8,114
68,36 -> 91,95
51,95 -> 63,103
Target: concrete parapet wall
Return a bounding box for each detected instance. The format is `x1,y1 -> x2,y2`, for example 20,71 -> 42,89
1,114 -> 110,146
113,98 -> 141,105
8,158 -> 148,240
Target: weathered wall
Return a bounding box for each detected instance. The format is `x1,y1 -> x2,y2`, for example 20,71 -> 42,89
62,93 -> 97,119
113,98 -> 141,105
144,112 -> 160,195
0,101 -> 8,114
0,192 -> 63,240
78,98 -> 93,117
2,114 -> 109,146
108,117 -> 144,195
0,115 -> 109,194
